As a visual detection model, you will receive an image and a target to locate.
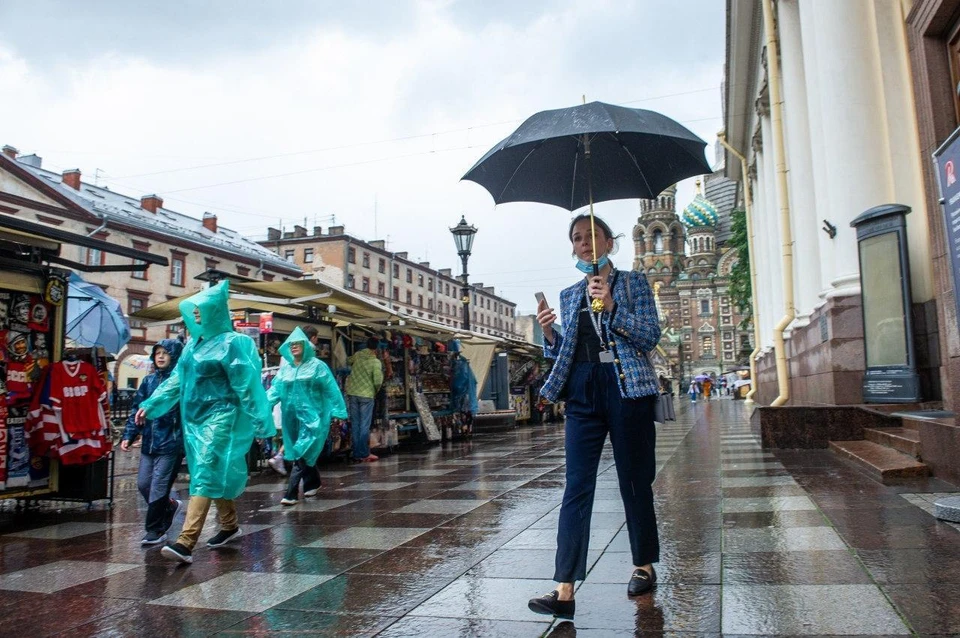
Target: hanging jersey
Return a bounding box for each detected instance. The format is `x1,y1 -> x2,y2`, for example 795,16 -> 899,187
5,355 -> 36,405
49,360 -> 108,439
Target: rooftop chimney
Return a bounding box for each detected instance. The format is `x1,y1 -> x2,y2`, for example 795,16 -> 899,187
140,194 -> 163,213
268,227 -> 281,241
369,240 -> 385,250
419,261 -> 430,268
62,169 -> 81,190
294,225 -> 307,238
313,226 -> 323,236
1,145 -> 18,160
438,268 -> 452,277
328,225 -> 345,236
395,252 -> 408,260
202,212 -> 218,233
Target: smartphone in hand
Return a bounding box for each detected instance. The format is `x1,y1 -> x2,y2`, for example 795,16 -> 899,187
534,292 -> 547,309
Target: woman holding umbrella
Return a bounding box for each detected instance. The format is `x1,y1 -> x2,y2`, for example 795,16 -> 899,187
527,214 -> 662,620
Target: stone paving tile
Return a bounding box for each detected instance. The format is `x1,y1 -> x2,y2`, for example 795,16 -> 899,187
0,559 -> 140,593
149,571 -> 332,613
856,547 -> 960,584
722,509 -> 830,529
72,604 -> 253,637
392,499 -> 489,515
214,609 -> 397,636
276,572 -> 452,616
722,495 -> 818,513
882,583 -> 960,635
302,526 -> 431,550
586,550 -> 722,585
2,522 -> 136,540
722,550 -> 873,585
409,576 -> 558,622
722,584 -> 910,635
377,616 -> 552,637
573,583 -> 722,633
722,526 -> 848,553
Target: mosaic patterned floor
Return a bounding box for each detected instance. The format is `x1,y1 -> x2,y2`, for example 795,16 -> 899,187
0,399 -> 958,636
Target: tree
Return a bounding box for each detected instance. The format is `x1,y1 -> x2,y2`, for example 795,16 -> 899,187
728,209 -> 752,329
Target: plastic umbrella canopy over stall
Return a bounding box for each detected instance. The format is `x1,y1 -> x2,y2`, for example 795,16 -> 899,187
65,273 -> 131,355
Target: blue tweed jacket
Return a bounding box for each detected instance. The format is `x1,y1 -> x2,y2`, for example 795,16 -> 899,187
540,269 -> 661,403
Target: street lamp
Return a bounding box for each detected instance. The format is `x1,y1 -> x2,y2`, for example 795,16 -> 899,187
450,215 -> 478,331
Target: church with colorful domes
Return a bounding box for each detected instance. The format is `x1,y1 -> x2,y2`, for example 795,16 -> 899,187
632,177 -> 752,386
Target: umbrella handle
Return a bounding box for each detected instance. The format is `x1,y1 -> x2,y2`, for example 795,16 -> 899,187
584,133 -> 604,313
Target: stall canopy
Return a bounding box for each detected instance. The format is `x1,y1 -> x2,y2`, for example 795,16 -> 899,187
132,277 -> 399,326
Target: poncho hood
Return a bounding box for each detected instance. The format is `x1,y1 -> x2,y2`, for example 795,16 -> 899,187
279,327 -> 316,366
180,280 -> 233,340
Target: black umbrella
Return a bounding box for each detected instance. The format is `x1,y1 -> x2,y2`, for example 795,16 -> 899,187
462,101 -> 711,309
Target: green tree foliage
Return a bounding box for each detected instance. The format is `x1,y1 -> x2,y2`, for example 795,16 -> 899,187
728,209 -> 752,328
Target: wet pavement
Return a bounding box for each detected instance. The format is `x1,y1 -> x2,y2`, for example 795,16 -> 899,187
1,399 -> 959,636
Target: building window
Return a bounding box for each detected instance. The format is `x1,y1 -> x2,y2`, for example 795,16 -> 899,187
79,246 -> 104,267
418,274 -> 424,287
377,282 -> 385,296
128,296 -> 145,328
700,299 -> 710,315
361,277 -> 370,292
171,255 -> 185,287
418,294 -> 424,307
653,229 -> 664,254
428,299 -> 433,310
445,302 -> 450,315
473,311 -> 477,322
347,274 -> 355,288
406,291 -> 412,304
304,248 -> 314,263
262,273 -> 275,282
237,265 -> 250,276
378,258 -> 386,273
393,263 -> 399,277
347,247 -> 356,264
406,268 -> 412,283
702,335 -> 714,355
393,286 -> 399,300
428,278 -> 433,292
284,249 -> 295,262
362,253 -> 370,268
444,283 -> 450,296
131,242 -> 150,280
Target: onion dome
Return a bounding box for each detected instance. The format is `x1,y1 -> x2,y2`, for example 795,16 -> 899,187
681,181 -> 719,228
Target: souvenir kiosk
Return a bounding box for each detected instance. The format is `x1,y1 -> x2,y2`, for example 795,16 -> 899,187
0,214 -> 166,507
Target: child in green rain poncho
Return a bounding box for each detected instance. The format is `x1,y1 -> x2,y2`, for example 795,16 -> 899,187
136,280 -> 275,565
267,327 -> 347,506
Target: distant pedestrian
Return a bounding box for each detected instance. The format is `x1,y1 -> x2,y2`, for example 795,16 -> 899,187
688,381 -> 698,403
268,328 -> 347,506
528,214 -> 661,621
345,337 -> 384,463
121,339 -> 184,546
702,378 -> 712,401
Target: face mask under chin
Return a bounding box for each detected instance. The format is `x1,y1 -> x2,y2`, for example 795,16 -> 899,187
575,254 -> 610,274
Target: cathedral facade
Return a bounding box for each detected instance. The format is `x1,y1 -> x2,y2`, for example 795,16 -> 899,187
632,182 -> 751,387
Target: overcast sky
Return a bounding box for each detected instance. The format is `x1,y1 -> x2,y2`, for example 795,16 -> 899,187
0,0 -> 725,316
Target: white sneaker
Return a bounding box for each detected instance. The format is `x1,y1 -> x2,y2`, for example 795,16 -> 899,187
302,487 -> 320,497
268,456 -> 287,476
280,497 -> 297,506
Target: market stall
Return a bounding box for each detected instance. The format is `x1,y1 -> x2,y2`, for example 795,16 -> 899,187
0,213 -> 166,506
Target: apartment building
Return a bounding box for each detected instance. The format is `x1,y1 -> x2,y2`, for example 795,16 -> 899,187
261,225 -> 520,338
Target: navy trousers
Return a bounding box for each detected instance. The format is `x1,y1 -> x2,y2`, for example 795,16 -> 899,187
554,363 -> 659,583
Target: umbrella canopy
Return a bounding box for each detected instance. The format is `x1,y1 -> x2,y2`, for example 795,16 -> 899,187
695,374 -> 710,382
462,101 -> 711,211
66,273 -> 130,355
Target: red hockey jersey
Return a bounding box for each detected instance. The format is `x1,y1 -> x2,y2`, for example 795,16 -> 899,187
48,361 -> 108,439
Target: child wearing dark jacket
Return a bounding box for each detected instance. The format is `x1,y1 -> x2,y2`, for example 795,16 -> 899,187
122,339 -> 185,545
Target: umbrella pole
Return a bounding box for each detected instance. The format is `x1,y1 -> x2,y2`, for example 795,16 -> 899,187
583,133 -> 605,313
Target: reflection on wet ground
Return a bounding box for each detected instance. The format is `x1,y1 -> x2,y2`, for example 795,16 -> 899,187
0,400 -> 958,636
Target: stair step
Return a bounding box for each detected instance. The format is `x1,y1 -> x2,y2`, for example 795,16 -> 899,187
863,427 -> 921,458
829,439 -> 929,483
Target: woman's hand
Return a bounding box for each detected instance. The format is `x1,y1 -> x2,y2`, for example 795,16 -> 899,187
589,276 -> 615,312
536,298 -> 557,344
120,439 -> 130,452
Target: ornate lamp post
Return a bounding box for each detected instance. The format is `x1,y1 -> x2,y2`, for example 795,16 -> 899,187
450,215 -> 478,331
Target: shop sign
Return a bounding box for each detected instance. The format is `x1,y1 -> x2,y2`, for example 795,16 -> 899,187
43,269 -> 67,307
259,312 -> 274,333
235,322 -> 260,339
230,310 -> 247,328
934,126 -> 960,332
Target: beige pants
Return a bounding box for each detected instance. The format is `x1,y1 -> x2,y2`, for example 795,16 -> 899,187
176,496 -> 238,550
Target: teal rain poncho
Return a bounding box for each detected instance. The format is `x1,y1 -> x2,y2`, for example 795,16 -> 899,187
267,327 -> 347,466
140,280 -> 274,499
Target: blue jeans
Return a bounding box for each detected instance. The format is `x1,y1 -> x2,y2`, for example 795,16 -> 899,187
555,363 -> 659,582
136,451 -> 182,534
348,395 -> 375,459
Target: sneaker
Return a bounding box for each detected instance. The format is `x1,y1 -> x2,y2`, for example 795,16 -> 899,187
267,455 -> 287,476
206,527 -> 242,548
280,497 -> 297,506
141,531 -> 167,546
527,590 -> 575,619
302,487 -> 320,497
160,542 -> 193,564
362,454 -> 379,463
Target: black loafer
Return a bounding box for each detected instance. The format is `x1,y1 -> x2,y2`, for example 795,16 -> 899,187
627,566 -> 657,596
528,590 -> 575,619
